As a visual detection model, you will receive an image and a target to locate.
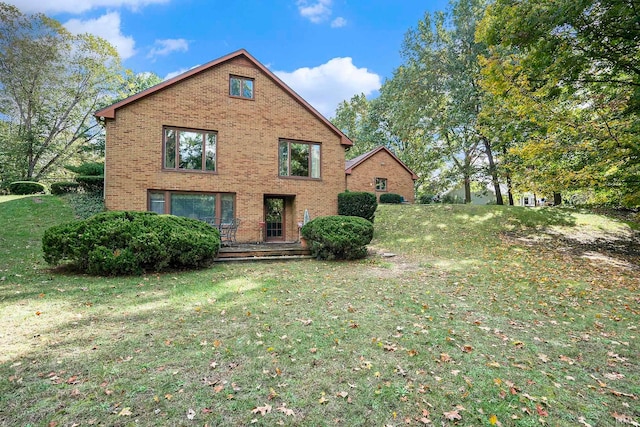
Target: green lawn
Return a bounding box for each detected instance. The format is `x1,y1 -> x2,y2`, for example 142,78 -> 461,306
1,196 -> 638,426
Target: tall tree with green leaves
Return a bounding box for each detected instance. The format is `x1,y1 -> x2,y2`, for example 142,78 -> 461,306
0,3 -> 121,183
332,93 -> 380,159
477,0 -> 640,207
390,0 -> 502,203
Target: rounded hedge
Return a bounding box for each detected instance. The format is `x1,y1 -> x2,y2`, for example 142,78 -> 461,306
42,211 -> 221,275
337,191 -> 377,223
301,215 -> 374,260
9,181 -> 46,195
379,193 -> 403,204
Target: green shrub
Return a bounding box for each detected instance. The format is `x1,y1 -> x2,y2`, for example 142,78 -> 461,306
418,194 -> 436,204
64,193 -> 105,219
338,191 -> 377,222
65,162 -> 104,176
42,211 -> 220,275
301,215 -> 374,260
75,175 -> 104,193
9,181 -> 46,195
51,181 -> 80,195
379,193 -> 403,204
65,162 -> 104,193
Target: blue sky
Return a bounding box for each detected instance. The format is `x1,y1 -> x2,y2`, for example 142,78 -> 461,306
9,0 -> 449,118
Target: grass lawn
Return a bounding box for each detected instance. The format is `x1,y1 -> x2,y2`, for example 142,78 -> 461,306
1,196 -> 638,426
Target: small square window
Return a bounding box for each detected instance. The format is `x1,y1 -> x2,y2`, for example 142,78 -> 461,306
230,76 -> 254,99
375,178 -> 387,191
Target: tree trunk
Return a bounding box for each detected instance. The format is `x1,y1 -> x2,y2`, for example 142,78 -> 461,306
482,137 -> 503,205
506,173 -> 514,205
553,192 -> 562,205
464,176 -> 471,203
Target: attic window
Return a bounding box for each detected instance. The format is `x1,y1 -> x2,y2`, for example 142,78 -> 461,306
375,178 -> 387,191
230,76 -> 254,99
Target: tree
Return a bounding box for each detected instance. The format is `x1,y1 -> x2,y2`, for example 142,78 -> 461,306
389,0 -> 502,203
332,93 -> 380,159
0,3 -> 121,183
477,0 -> 640,207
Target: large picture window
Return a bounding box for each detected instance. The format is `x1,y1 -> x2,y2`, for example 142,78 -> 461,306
163,127 -> 216,172
148,191 -> 235,224
229,76 -> 254,99
278,139 -> 320,179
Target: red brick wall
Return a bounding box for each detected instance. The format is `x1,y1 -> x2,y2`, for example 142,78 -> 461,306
346,150 -> 415,203
104,56 -> 346,242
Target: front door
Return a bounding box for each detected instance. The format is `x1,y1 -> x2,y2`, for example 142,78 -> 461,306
264,197 -> 285,241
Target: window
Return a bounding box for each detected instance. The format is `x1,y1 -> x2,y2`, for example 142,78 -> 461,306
278,139 -> 320,178
230,76 -> 254,99
148,191 -> 235,224
163,127 -> 216,172
375,178 -> 387,191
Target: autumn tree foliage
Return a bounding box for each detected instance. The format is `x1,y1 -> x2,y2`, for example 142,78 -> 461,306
477,0 -> 640,207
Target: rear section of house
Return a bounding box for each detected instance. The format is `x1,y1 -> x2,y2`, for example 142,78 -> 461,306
96,49 -> 351,243
345,146 -> 417,203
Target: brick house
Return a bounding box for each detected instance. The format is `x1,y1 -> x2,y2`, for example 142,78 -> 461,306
95,49 -> 352,243
345,146 -> 418,203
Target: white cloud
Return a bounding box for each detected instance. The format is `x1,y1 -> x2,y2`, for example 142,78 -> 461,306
64,12 -> 136,60
275,57 -> 381,118
147,38 -> 189,59
4,0 -> 169,14
330,16 -> 347,28
297,0 -> 332,24
163,65 -> 200,81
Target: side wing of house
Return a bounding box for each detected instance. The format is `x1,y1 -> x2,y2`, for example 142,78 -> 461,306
345,147 -> 417,203
96,50 -> 350,243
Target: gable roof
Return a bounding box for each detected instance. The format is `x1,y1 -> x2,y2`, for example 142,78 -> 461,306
345,146 -> 418,180
94,49 -> 352,146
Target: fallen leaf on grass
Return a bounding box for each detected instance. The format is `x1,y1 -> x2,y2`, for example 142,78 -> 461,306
277,405 -> 295,416
440,353 -> 452,363
536,404 -> 548,417
443,410 -> 461,420
336,391 -> 348,398
577,416 -> 593,427
384,343 -> 397,352
118,407 -> 132,416
612,412 -> 640,426
609,389 -> 637,399
187,408 -> 196,420
559,355 -> 575,365
537,354 -> 549,363
604,372 -> 625,380
251,404 -> 272,416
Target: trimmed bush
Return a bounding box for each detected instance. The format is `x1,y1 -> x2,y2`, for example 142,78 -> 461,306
418,194 -> 436,204
75,175 -> 104,193
338,191 -> 377,223
65,162 -> 104,176
9,181 -> 46,195
379,193 -> 403,204
42,211 -> 220,275
65,162 -> 104,193
301,215 -> 374,260
51,181 -> 80,195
